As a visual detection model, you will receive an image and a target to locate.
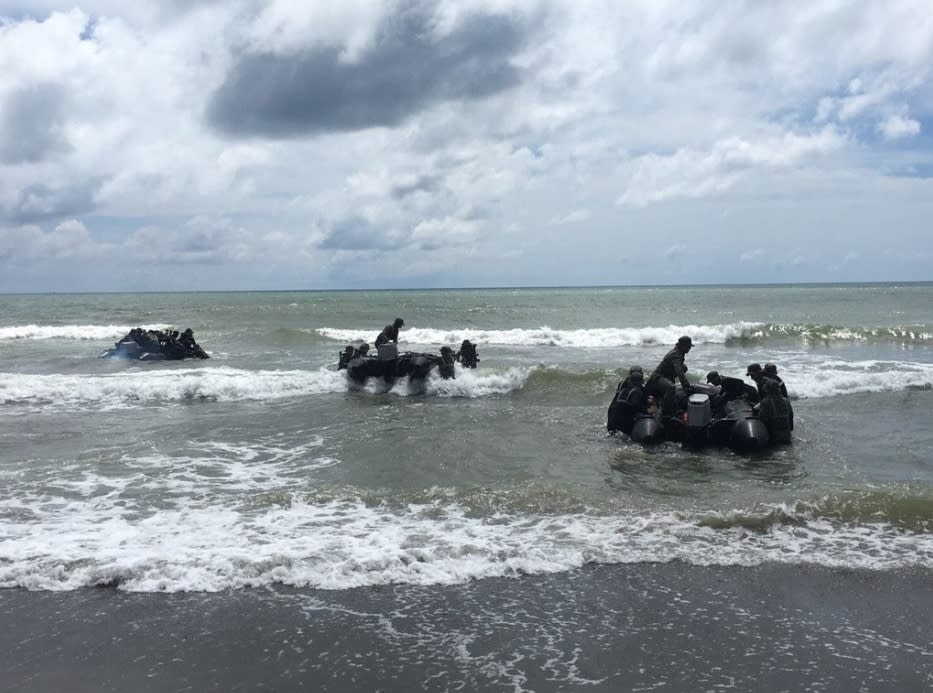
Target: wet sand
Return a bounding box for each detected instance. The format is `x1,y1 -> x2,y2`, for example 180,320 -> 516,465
1,562 -> 930,692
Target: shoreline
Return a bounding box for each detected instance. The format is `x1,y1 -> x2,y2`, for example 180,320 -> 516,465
2,562 -> 930,692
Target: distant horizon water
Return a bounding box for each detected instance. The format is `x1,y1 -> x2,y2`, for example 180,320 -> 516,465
3,278 -> 933,296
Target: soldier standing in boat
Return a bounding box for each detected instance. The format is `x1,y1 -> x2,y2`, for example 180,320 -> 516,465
645,335 -> 693,417
375,318 -> 404,347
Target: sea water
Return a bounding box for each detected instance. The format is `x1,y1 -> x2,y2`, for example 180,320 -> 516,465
1,284 -> 932,592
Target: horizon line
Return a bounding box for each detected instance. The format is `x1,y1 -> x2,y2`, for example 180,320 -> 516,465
2,279 -> 933,296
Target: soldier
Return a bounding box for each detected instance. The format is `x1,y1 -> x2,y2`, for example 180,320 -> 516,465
646,336 -> 693,417
758,380 -> 794,445
763,363 -> 789,398
746,363 -> 780,400
338,345 -> 355,370
438,346 -> 456,379
608,366 -> 647,434
456,339 -> 480,368
375,318 -> 404,346
179,328 -> 209,359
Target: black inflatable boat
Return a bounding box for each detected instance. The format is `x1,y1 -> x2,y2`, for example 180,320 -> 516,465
337,341 -> 468,384
608,380 -> 789,453
99,328 -> 210,361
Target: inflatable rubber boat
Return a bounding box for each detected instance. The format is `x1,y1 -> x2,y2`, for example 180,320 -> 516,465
608,380 -> 790,453
99,328 -> 210,361
337,341 -> 462,384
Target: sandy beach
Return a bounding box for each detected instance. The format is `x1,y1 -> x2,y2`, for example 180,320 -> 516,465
2,562 -> 930,692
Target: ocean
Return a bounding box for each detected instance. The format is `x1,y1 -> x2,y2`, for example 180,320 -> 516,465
1,284 -> 931,691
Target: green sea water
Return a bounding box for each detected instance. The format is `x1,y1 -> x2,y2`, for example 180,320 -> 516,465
1,284 -> 932,592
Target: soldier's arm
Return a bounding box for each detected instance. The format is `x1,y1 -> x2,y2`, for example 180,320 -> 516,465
673,359 -> 690,388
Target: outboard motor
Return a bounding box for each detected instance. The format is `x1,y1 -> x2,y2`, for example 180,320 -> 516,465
684,393 -> 711,448
631,414 -> 664,445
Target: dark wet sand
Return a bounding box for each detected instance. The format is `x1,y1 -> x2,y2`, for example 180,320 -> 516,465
1,562 -> 930,692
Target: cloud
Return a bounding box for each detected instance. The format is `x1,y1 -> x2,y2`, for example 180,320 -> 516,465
551,208 -> 590,225
664,243 -> 687,259
410,215 -> 479,250
1,1 -> 932,290
0,218 -> 98,262
125,217 -> 253,265
836,79 -> 895,122
207,2 -> 531,138
618,128 -> 846,207
878,114 -> 921,140
317,216 -> 405,251
0,83 -> 70,163
390,174 -> 442,200
3,181 -> 100,224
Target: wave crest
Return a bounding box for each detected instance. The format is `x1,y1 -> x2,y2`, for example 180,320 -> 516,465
320,322 -> 933,348
0,324 -> 135,341
0,367 -> 348,409
0,365 -> 533,410
1,495 -> 928,592
318,323 -> 760,348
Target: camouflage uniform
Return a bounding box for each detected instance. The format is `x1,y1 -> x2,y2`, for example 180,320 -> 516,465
647,347 -> 690,416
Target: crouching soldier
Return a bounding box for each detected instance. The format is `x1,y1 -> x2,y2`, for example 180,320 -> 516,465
758,380 -> 793,445
608,366 -> 646,435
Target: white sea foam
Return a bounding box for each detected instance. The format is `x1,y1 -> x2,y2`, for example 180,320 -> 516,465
4,321 -> 931,346
0,366 -> 350,409
2,357 -> 930,410
775,358 -> 933,399
317,323 -> 762,348
120,438 -> 337,495
0,324 -> 136,341
425,366 -> 531,398
0,493 -> 928,592
347,365 -> 531,398
0,364 -> 533,410
760,323 -> 933,342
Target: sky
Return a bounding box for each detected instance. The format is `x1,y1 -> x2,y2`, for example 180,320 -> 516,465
0,0 -> 931,292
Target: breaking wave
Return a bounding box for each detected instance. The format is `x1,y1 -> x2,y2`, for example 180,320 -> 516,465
3,356 -> 932,411
319,322 -> 933,348
0,365 -> 532,410
318,323 -> 760,347
1,487 -> 929,592
727,323 -> 933,345
521,359 -> 933,400
0,367 -> 349,409
4,321 -> 931,346
0,324 -> 137,341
